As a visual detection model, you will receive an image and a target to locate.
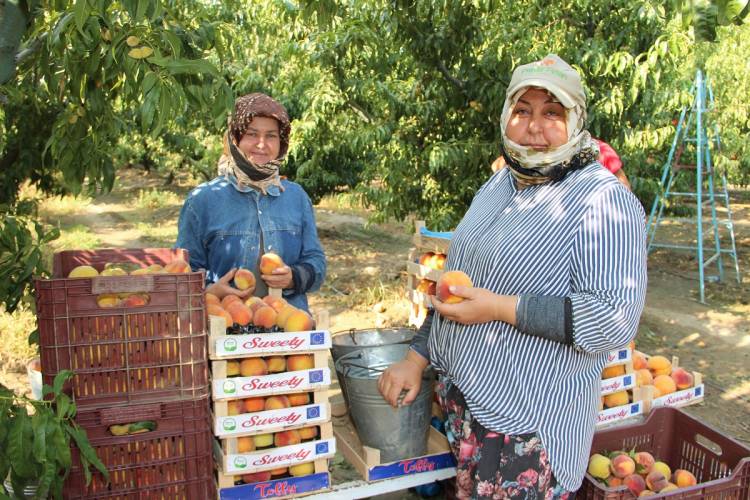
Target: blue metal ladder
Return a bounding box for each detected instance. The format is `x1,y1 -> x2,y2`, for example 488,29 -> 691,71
646,70 -> 741,304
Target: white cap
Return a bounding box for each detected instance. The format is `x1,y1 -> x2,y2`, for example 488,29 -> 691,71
505,54 -> 585,109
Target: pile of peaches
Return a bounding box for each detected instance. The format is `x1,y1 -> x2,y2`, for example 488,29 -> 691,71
66,258 -> 192,309
601,348 -> 695,409
207,292 -> 314,334
234,425 -> 320,484
417,251 -> 447,270
588,450 -> 698,496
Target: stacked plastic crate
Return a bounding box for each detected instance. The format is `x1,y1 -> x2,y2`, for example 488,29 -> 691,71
34,248 -> 214,498
208,310 -> 336,499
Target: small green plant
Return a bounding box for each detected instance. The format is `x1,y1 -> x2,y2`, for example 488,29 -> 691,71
0,371 -> 108,499
135,189 -> 180,210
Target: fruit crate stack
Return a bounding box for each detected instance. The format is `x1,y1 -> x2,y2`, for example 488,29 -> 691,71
596,343 -> 643,427
580,406 -> 750,498
207,298 -> 336,500
405,221 -> 451,328
34,248 -> 214,498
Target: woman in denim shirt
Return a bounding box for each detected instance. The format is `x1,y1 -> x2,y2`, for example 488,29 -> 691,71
176,93 -> 326,312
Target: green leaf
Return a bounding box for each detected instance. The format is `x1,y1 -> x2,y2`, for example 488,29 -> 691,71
52,370 -> 72,397
73,0 -> 88,31
146,55 -> 219,77
142,71 -> 158,94
32,412 -> 49,464
66,426 -> 109,484
8,412 -> 34,478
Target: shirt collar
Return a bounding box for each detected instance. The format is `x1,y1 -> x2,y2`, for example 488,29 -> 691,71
225,174 -> 282,197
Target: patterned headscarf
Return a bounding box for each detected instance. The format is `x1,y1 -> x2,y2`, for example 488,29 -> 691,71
499,55 -> 599,189
217,93 -> 292,194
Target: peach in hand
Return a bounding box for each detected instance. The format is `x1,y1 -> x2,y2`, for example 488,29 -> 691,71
436,270 -> 473,304
260,252 -> 285,275
234,268 -> 256,291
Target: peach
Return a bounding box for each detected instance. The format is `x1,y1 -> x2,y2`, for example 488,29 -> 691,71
602,364 -> 626,379
432,253 -> 447,270
221,294 -> 242,309
670,367 -> 694,390
624,473 -> 646,497
635,368 -> 653,387
660,483 -> 679,492
652,461 -> 671,479
253,306 -> 277,329
227,301 -> 253,326
418,252 -> 434,266
240,358 -> 268,377
603,391 -> 629,408
205,293 -> 221,306
242,471 -> 272,484
587,453 -> 611,479
298,426 -> 318,441
245,296 -> 264,310
653,374 -> 677,396
436,270 -> 473,304
253,433 -> 274,449
647,355 -> 672,376
227,400 -> 242,416
283,310 -> 314,332
97,294 -> 120,308
672,469 -> 697,487
68,265 -> 99,278
164,258 -> 191,273
243,397 -> 266,413
226,360 -> 241,377
416,279 -> 437,296
260,252 -> 285,275
610,453 -> 636,478
633,352 -> 648,370
639,491 -> 655,497
146,264 -> 164,273
207,304 -> 233,328
646,470 -> 668,492
130,267 -> 150,275
275,305 -> 298,328
289,462 -> 314,477
634,452 -> 655,475
264,395 -> 291,410
287,354 -> 314,371
269,467 -> 288,477
121,293 -> 149,308
608,476 -> 623,487
274,429 -> 301,447
237,436 -> 255,453
100,266 -> 127,276
263,295 -> 287,312
266,356 -> 287,373
234,268 -> 256,291
288,392 -> 310,406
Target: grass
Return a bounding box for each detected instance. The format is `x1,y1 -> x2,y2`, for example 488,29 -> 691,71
0,305 -> 38,373
134,188 -> 182,210
135,221 -> 178,246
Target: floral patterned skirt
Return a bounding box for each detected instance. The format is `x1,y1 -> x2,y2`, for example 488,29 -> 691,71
437,377 -> 574,500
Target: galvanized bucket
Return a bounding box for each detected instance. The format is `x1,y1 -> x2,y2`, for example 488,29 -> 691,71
331,328 -> 416,410
335,344 -> 434,463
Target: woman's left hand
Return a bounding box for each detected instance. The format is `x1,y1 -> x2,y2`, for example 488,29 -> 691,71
262,265 -> 294,289
432,286 -> 517,326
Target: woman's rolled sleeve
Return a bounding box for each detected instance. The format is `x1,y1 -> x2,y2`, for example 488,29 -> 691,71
409,309 -> 434,362
569,186 -> 647,354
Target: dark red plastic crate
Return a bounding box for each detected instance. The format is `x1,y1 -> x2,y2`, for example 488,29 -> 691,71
35,248 -> 208,408
65,398 -> 214,499
578,407 -> 750,499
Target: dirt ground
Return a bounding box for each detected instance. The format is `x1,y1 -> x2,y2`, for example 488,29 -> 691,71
1,170 -> 748,498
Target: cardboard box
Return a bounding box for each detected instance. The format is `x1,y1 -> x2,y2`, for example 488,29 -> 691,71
333,416 -> 456,482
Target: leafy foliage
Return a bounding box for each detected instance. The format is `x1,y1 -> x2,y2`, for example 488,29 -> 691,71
0,371 -> 108,499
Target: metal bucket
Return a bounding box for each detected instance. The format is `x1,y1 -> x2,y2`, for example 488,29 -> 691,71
335,344 -> 434,463
331,328 -> 416,409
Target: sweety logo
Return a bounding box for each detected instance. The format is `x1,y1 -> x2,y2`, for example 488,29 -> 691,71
242,375 -> 304,392
661,389 -> 698,406
255,482 -> 298,498
241,412 -> 302,429
401,458 -> 436,474
601,380 -> 622,392
252,448 -> 312,466
597,408 -> 629,424
242,336 -> 305,350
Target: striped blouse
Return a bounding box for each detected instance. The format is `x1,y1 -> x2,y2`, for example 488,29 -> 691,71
427,163 -> 647,492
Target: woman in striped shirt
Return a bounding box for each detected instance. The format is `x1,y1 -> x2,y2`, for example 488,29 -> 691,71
379,55 -> 647,499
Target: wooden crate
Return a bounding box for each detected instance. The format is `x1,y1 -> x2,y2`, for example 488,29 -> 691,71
412,221 -> 451,254
213,390 -> 330,438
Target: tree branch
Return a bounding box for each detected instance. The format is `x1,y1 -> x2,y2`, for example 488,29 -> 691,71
436,60 -> 467,92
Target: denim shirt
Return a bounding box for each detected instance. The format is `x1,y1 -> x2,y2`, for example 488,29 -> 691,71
175,175 -> 326,311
